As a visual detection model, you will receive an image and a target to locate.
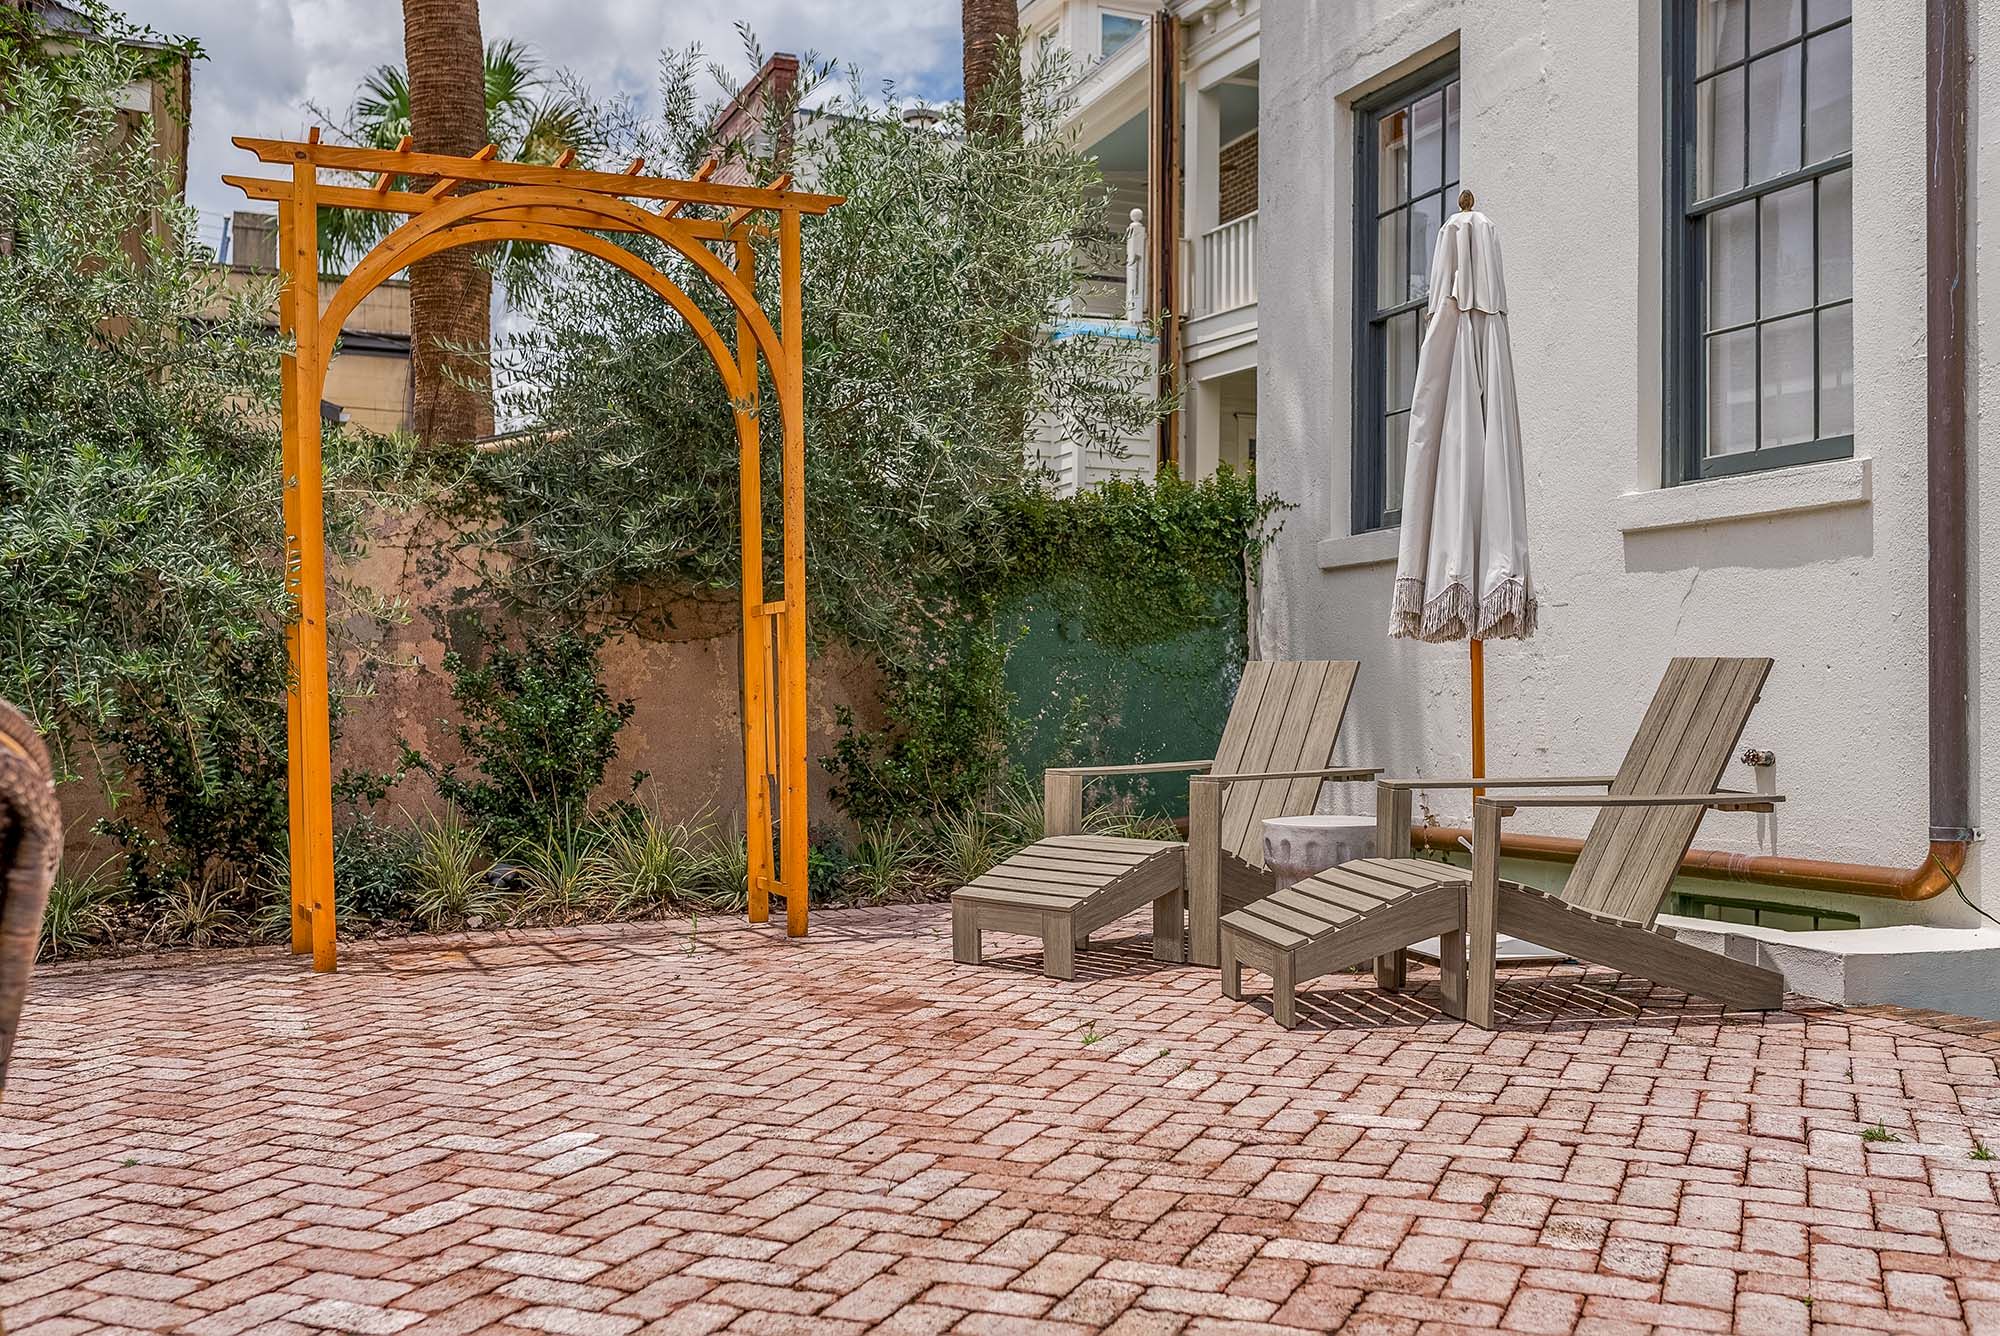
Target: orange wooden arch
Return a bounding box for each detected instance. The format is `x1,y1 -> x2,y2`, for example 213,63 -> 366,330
229,135 -> 842,971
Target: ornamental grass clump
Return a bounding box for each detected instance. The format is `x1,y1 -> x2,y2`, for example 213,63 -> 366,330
985,779 -> 1047,849
932,807 -> 1017,887
586,806 -> 715,915
406,806 -> 498,930
846,824 -> 927,904
1085,803 -> 1182,843
38,860 -> 120,960
150,872 -> 250,951
689,831 -> 751,912
515,821 -> 605,922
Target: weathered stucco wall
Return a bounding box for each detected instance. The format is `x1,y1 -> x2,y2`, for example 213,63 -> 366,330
54,507 -> 884,865
1257,0 -> 1993,928
336,506 -> 884,833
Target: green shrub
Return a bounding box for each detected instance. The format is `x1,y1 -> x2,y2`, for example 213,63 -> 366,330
825,624 -> 1016,828
824,469 -> 1279,827
92,647 -> 291,903
0,16 -> 407,903
333,815 -> 417,925
0,20 -> 285,894
805,827 -> 855,906
405,624 -> 636,850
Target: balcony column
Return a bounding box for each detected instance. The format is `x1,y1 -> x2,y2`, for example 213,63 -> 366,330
1183,84 -> 1222,315
1186,372 -> 1224,481
1180,84 -> 1222,478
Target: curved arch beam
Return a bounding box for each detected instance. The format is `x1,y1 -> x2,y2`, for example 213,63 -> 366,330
321,219 -> 750,405
318,184 -> 785,381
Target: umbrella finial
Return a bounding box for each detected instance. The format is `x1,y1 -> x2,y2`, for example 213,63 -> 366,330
1458,188 -> 1475,212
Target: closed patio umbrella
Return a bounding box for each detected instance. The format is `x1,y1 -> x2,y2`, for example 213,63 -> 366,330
1389,190 -> 1536,783
1389,191 -> 1551,968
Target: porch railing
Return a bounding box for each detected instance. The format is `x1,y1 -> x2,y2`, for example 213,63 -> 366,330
1197,210 -> 1257,316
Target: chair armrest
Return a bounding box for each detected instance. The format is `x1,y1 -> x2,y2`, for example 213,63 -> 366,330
1377,774 -> 1616,791
1043,760 -> 1215,839
1451,787 -> 1777,1029
1044,759 -> 1214,777
1478,790 -> 1784,814
1203,766 -> 1382,786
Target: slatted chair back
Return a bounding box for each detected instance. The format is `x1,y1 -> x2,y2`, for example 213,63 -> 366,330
1212,660 -> 1360,868
1559,657 -> 1773,925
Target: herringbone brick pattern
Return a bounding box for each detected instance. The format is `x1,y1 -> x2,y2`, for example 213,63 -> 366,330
5,905 -> 1998,1334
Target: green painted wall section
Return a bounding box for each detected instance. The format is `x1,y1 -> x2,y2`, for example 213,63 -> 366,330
999,575 -> 1246,819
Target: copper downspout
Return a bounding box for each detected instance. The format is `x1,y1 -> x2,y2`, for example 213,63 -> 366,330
1925,0 -> 1974,861
1411,827 -> 1968,902
1406,1 -> 1976,902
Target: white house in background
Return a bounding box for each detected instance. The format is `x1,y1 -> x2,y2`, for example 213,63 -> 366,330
1256,1 -> 2000,1016
1020,0 -> 1262,493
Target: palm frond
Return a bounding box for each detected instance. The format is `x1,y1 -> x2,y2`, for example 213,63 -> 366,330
353,63 -> 411,146
517,88 -> 598,165
317,37 -> 618,274
483,38 -> 544,117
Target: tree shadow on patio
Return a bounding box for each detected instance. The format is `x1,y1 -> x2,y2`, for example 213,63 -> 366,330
964,928 -> 1190,983
1268,963 -> 1815,1034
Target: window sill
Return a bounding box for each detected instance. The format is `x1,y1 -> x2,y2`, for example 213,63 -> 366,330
1616,456 -> 1871,535
1317,526 -> 1400,571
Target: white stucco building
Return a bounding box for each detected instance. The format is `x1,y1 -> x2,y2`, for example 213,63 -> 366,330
1251,0 -> 2000,1010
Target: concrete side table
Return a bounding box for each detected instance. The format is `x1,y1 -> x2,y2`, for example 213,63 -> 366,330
1262,814 -> 1375,891
1260,814 -> 1404,987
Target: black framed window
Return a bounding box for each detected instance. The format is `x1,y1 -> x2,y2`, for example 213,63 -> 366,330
1667,0 -> 1852,483
1352,60 -> 1459,532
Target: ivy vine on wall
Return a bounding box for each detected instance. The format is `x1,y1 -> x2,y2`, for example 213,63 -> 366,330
825,467 -> 1282,826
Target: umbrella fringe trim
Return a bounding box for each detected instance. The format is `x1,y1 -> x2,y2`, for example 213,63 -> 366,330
1390,577 -> 1537,643
1478,577 -> 1538,640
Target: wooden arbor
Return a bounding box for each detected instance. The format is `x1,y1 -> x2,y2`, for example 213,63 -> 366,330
227,136 -> 841,970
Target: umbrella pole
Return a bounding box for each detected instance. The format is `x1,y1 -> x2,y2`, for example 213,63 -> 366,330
1470,638 -> 1485,799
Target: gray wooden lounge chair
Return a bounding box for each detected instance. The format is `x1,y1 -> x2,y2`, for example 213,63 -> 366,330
1219,657 -> 1787,1029
952,660 -> 1380,978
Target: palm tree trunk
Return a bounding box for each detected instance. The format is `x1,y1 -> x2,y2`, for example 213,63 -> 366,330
402,0 -> 493,444
961,0 -> 1018,138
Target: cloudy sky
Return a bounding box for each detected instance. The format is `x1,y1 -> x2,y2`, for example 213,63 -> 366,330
125,0 -> 964,250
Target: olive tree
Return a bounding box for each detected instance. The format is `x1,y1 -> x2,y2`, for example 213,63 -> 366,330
0,15 -> 388,895
476,42 -> 1162,647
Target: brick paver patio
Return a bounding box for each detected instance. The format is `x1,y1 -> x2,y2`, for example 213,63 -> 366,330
5,904 -> 1999,1335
